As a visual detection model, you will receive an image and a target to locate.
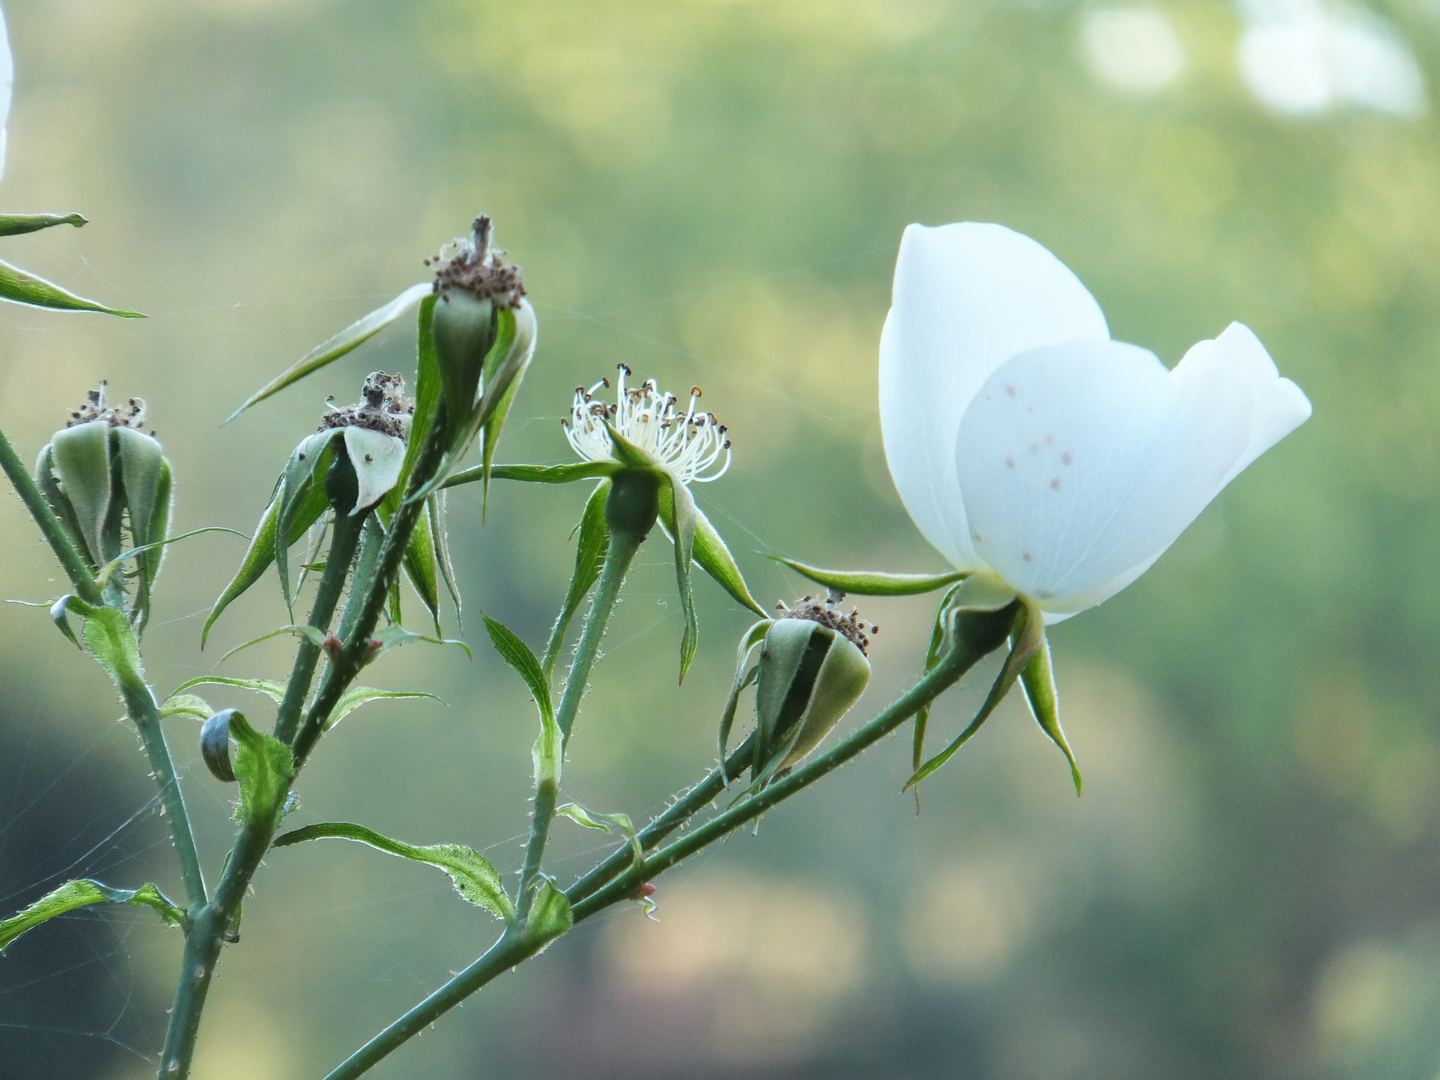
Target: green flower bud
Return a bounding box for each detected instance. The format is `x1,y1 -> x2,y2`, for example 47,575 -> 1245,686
35,383 -> 173,625
751,595 -> 874,782
604,468 -> 661,539
430,215 -> 530,428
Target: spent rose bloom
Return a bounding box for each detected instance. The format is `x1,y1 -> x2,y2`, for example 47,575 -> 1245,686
879,222 -> 1311,620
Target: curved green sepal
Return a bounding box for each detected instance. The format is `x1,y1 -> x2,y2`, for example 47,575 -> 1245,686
0,259 -> 143,317
452,461 -> 620,487
226,282 -> 430,422
691,506 -> 766,617
541,480 -> 610,677
772,558 -> 968,597
0,212 -> 87,236
401,498 -> 442,633
1,880 -> 184,952
1019,632 -> 1081,795
904,601 -> 1041,792
913,580 -> 967,809
272,822 -> 515,923
651,470 -> 699,684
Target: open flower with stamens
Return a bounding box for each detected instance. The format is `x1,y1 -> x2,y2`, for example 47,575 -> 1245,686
564,364 -> 730,486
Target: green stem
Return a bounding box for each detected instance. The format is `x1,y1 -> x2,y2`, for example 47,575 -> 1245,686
570,627 -> 997,921
0,420 -> 103,605
290,423 -> 448,769
326,616 -> 1009,1080
119,679 -> 207,915
272,508 -> 366,746
564,734 -> 755,907
516,527 -> 642,916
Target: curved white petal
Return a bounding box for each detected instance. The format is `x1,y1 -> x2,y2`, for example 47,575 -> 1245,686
0,5 -> 12,185
954,339 -> 1256,614
879,222 -> 1109,569
1173,321 -> 1312,487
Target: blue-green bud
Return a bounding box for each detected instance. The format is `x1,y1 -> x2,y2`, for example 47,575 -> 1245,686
751,595 -> 874,781
35,384 -> 172,624
430,215 -> 531,428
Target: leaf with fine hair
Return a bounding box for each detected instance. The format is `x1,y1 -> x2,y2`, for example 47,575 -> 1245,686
325,686 -> 442,732
1,880 -> 184,952
0,259 -> 144,317
272,822 -> 514,922
367,624 -> 472,664
228,711 -> 293,824
1019,631 -> 1081,795
555,802 -> 643,867
157,694 -> 213,722
53,596 -> 144,689
0,212 -> 86,236
451,461 -> 619,487
772,557 -> 967,597
218,624 -> 327,664
171,675 -> 286,702
226,282 -> 431,422
903,600 -> 1041,792
526,881 -> 572,948
483,614 -> 559,784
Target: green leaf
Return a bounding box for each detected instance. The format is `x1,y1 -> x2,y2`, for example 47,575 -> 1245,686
0,212 -> 87,236
1,879 -> 184,952
226,282 -> 431,422
227,711 -> 294,824
450,461 -> 619,487
544,480 -> 610,678
525,881 -> 572,947
771,558 -> 967,597
219,624 -> 328,664
1019,631 -> 1082,796
0,259 -> 144,317
158,694 -> 213,722
691,506 -> 767,617
272,822 -> 515,922
483,614 -> 559,785
171,675 -> 287,702
555,802 -> 643,867
904,601 -> 1042,792
367,623 -> 471,663
55,596 -> 145,689
325,686 -> 442,732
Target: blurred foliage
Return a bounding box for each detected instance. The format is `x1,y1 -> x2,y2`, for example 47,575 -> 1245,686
2,0 -> 1439,1078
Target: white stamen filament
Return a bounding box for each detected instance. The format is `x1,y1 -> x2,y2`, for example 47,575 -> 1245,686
564,364 -> 732,485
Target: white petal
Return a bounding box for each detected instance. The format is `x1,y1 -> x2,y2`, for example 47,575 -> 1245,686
0,5 -> 12,185
1173,322 -> 1312,487
343,426 -> 407,512
954,339 -> 1255,614
880,222 -> 1108,569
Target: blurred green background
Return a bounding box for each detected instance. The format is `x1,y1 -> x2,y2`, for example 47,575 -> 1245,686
1,0 -> 1437,1077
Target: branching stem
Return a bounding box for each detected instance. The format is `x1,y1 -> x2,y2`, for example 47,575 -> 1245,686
517,526 -> 643,916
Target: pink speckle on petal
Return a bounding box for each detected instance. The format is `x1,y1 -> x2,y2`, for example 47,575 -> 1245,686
1022,551 -> 1033,562
1050,478 -> 1061,491
1062,452 -> 1073,465
1006,457 -> 1015,469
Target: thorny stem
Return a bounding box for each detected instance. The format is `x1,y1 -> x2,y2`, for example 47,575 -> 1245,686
323,620 -> 1005,1080
272,508 -> 366,746
159,417 -> 451,1080
0,420 -> 103,605
0,421 -> 205,914
291,419 -> 449,769
118,675 -> 207,915
517,526 -> 643,916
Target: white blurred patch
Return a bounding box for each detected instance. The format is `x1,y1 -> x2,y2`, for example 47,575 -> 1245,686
1236,0 -> 1425,116
1081,7 -> 1187,93
902,854 -> 1043,982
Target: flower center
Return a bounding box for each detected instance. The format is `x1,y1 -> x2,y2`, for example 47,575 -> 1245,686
320,371 -> 414,439
563,364 -> 731,485
67,381 -> 148,431
775,592 -> 878,655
